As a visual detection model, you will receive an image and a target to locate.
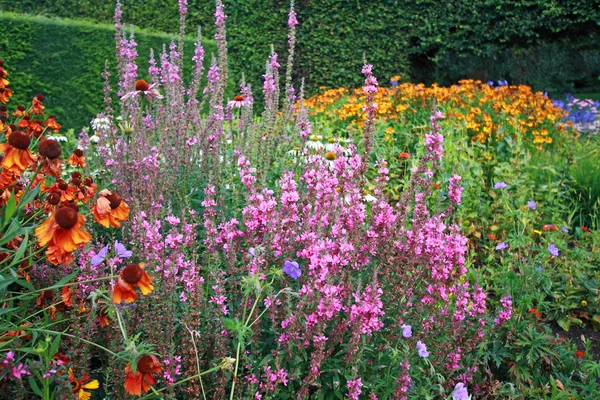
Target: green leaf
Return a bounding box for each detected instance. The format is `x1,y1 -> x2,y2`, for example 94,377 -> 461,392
3,193 -> 17,228
29,376 -> 43,397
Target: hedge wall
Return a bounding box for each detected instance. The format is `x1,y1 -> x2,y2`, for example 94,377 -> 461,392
0,12 -> 217,130
2,0 -> 599,97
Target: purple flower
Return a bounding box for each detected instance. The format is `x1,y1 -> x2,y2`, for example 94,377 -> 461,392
401,324 -> 412,338
115,241 -> 132,258
560,226 -> 569,233
493,182 -> 508,189
283,260 -> 301,280
91,244 -> 109,267
11,363 -> 29,379
495,242 -> 508,251
548,244 -> 559,257
527,200 -> 537,210
416,340 -> 429,358
537,266 -> 543,273
486,80 -> 494,86
452,383 -> 469,400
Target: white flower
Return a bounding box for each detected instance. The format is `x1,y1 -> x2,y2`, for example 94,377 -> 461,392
91,117 -> 110,132
305,135 -> 324,151
46,135 -> 68,142
363,194 -> 377,202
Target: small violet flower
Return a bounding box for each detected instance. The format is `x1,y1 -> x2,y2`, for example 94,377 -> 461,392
283,260 -> 301,280
495,242 -> 508,251
548,244 -> 559,257
401,324 -> 412,338
537,266 -> 543,273
493,182 -> 508,189
527,200 -> 536,210
560,226 -> 569,233
114,240 -> 132,258
416,340 -> 429,358
452,382 -> 469,400
91,244 -> 109,267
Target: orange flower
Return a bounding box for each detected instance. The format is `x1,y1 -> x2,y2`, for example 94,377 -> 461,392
0,87 -> 12,104
36,290 -> 54,308
0,130 -> 37,173
124,355 -> 162,396
69,368 -> 99,400
35,206 -> 92,254
487,233 -> 496,240
112,263 -> 153,304
67,148 -> 86,167
30,94 -> 45,115
61,285 -> 73,308
399,152 -> 410,159
96,305 -> 111,327
92,189 -> 130,228
12,105 -> 26,118
44,115 -> 61,132
38,138 -> 63,178
527,307 -> 541,318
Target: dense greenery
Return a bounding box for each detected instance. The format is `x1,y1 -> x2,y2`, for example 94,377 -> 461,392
2,0 -> 599,97
0,12 -> 216,130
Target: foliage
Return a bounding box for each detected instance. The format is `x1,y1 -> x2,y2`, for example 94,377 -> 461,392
0,12 -> 217,131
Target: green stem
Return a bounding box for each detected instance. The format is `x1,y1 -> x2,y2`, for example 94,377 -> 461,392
26,328 -> 116,356
115,309 -> 128,341
7,275 -> 118,301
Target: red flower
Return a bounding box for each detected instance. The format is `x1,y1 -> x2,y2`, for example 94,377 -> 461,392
575,350 -> 584,358
487,233 -> 496,240
124,355 -> 162,396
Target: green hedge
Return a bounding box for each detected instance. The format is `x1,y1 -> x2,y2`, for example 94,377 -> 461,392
0,12 -> 217,130
2,0 -> 599,97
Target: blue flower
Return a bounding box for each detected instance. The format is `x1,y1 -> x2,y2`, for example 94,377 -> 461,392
452,383 -> 469,400
91,245 -> 109,267
560,226 -> 569,233
283,260 -> 302,280
486,80 -> 494,86
401,324 -> 412,338
537,266 -> 542,273
548,244 -> 559,257
495,242 -> 508,251
416,340 -> 429,358
114,241 -> 132,258
527,200 -> 537,210
493,182 -> 508,189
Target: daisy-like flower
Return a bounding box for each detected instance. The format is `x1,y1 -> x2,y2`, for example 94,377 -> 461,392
305,135 -> 324,151
68,368 -> 99,400
324,151 -> 337,166
0,130 -> 37,173
44,115 -> 61,132
92,189 -> 130,228
35,206 -> 92,254
228,94 -> 250,108
37,138 -> 63,178
67,149 -> 86,167
30,94 -> 45,115
121,79 -> 163,102
112,263 -> 154,304
124,355 -> 162,396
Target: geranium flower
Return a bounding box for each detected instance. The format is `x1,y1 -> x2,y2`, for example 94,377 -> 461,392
416,340 -> 429,358
452,383 -> 469,400
401,324 -> 412,338
67,148 -> 86,167
548,244 -> 559,257
35,206 -> 92,253
91,244 -> 109,267
283,260 -> 301,280
493,182 -> 508,189
527,200 -> 536,210
115,241 -> 132,258
112,263 -> 154,304
0,130 -> 37,173
68,368 -> 99,400
121,79 -> 163,102
124,355 -> 162,396
495,242 -> 508,251
92,189 -> 130,228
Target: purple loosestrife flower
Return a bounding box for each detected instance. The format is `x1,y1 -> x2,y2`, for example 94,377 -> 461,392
416,340 -> 429,358
401,324 -> 412,338
452,383 -> 469,400
493,182 -> 508,189
527,200 -> 537,210
495,242 -> 508,251
347,378 -> 363,400
548,244 -> 559,257
448,174 -> 463,205
283,260 -> 301,279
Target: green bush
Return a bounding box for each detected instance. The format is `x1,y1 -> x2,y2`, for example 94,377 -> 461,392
0,12 -> 217,130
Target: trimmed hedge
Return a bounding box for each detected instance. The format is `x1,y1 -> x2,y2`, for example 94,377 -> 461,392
0,12 -> 217,130
2,0 -> 599,97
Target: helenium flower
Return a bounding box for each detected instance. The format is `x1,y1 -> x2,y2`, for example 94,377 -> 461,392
283,260 -> 301,280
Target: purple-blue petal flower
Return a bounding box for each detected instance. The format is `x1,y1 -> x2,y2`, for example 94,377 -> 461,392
548,244 -> 559,257
452,383 -> 469,400
416,340 -> 429,358
495,242 -> 508,251
401,324 -> 412,338
114,241 -> 132,259
91,245 -> 109,267
527,200 -> 536,210
493,182 -> 508,189
283,260 -> 301,280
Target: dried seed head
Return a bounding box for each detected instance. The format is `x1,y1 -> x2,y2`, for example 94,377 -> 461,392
38,139 -> 62,159
7,130 -> 31,150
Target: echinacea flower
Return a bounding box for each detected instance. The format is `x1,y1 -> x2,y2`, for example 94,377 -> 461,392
124,355 -> 162,396
35,206 -> 92,254
283,260 -> 301,280
228,94 -> 250,108
92,189 -> 130,228
452,383 -> 469,400
112,263 -> 154,304
68,368 -> 99,400
0,130 -> 37,173
121,79 -> 163,102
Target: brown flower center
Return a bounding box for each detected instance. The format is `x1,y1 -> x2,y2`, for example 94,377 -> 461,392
135,80 -> 150,92
73,149 -> 84,157
122,264 -> 143,284
38,139 -> 62,159
35,94 -> 45,101
84,177 -> 93,187
7,130 -> 31,150
137,355 -> 155,374
47,191 -> 61,205
16,105 -> 25,111
105,193 -> 122,209
71,380 -> 81,392
57,180 -> 69,191
325,151 -> 337,161
54,207 -> 78,229
234,95 -> 245,102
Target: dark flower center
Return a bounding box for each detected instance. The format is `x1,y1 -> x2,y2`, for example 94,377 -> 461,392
84,177 -> 94,187
137,355 -> 155,374
234,95 -> 245,102
38,139 -> 62,159
57,180 -> 69,191
135,80 -> 150,92
105,193 -> 122,209
73,149 -> 83,157
71,380 -> 81,392
35,94 -> 45,101
47,191 -> 61,205
54,207 -> 78,229
16,105 -> 25,111
122,264 -> 143,284
43,290 -> 54,300
7,130 -> 31,150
